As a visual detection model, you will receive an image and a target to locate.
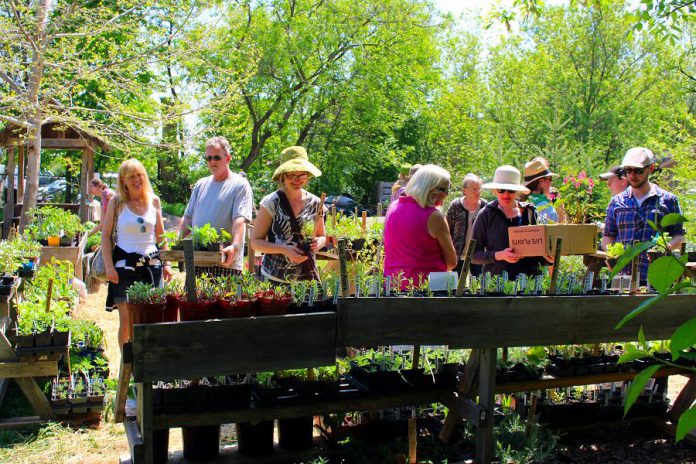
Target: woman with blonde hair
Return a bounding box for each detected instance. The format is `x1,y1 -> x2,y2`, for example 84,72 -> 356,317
383,164 -> 457,290
102,158 -> 171,349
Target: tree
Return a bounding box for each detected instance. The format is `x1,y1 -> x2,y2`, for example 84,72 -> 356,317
0,0 -> 199,228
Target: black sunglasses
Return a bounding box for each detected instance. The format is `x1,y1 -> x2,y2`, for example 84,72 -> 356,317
205,155 -> 223,162
497,189 -> 517,194
137,217 -> 146,233
624,167 -> 646,175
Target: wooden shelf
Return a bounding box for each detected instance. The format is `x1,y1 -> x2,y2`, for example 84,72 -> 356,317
159,250 -> 222,266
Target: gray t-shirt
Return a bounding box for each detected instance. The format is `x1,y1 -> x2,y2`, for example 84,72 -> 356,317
184,173 -> 253,270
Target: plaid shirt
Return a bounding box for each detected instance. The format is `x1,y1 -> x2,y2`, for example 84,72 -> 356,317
604,183 -> 685,280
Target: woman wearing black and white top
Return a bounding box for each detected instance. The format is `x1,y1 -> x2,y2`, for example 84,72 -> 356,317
102,158 -> 171,349
446,173 -> 487,275
252,146 -> 327,283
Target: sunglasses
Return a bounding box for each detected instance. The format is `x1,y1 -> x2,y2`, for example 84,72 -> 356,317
285,173 -> 308,181
137,217 -> 146,233
497,189 -> 517,194
433,186 -> 449,194
205,155 -> 223,162
624,167 -> 646,175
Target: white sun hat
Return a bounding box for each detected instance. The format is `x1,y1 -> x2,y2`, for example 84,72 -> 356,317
482,165 -> 531,194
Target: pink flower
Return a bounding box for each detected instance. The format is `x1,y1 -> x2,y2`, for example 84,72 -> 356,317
578,171 -> 586,179
574,181 -> 581,188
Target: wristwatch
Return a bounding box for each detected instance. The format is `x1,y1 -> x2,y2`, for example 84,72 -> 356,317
231,243 -> 241,251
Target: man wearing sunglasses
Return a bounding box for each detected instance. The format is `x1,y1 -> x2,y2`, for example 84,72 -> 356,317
602,147 -> 685,283
180,136 -> 253,275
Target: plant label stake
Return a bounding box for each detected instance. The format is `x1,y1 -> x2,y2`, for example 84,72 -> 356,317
183,238 -> 196,302
308,286 -> 315,307
630,240 -> 640,294
377,202 -> 383,217
480,273 -> 486,296
385,275 -> 392,296
456,239 -> 476,296
535,275 -> 543,294
338,238 -> 349,297
355,280 -> 361,298
45,278 -> 54,313
584,272 -> 594,293
361,210 -> 367,233
375,278 -> 381,298
567,275 -> 574,295
601,276 -> 607,293
333,279 -> 340,304
236,283 -> 242,300
548,237 -> 563,294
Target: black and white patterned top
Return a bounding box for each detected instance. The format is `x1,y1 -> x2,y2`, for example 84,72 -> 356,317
259,190 -> 323,282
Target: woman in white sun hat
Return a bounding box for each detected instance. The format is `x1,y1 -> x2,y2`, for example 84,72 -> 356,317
471,165 -> 554,279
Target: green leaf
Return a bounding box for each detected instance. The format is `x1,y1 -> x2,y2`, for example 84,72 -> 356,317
648,256 -> 686,293
659,213 -> 688,229
676,407 -> 696,443
624,365 -> 662,418
609,241 -> 654,280
670,317 -> 696,361
677,351 -> 696,362
615,292 -> 667,329
647,220 -> 658,231
638,326 -> 647,348
618,344 -> 650,364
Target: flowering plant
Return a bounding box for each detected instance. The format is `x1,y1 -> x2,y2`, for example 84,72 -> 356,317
557,171 -> 603,224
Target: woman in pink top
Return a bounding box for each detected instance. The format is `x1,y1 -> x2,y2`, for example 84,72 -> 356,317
384,164 -> 457,290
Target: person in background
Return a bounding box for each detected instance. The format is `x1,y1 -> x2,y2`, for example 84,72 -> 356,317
384,164 -> 457,290
252,146 -> 326,283
602,147 -> 685,283
390,164 -> 411,201
102,158 -> 172,349
472,165 -> 553,278
87,177 -> 114,236
599,166 -> 629,197
446,173 -> 487,276
392,164 -> 423,201
522,157 -> 560,223
179,136 -> 254,276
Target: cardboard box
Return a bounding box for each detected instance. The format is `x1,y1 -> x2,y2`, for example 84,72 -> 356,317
509,224 -> 598,257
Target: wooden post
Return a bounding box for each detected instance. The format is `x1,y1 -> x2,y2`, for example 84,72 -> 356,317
548,237 -> 563,294
78,145 -> 91,222
331,205 -> 336,230
408,411 -> 417,464
45,279 -> 54,313
138,380 -> 154,464
475,347 -> 497,464
183,239 -> 196,302
631,240 -> 640,294
361,211 -> 367,232
4,146 -> 15,239
246,224 -> 255,274
377,202 -> 383,217
338,239 -> 349,297
17,145 -> 24,201
456,239 -> 476,296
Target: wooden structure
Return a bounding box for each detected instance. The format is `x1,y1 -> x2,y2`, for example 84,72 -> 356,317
0,123 -> 110,237
117,293 -> 696,464
40,233 -> 88,280
0,278 -> 57,427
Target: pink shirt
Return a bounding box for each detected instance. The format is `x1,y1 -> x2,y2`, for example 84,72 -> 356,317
384,196 -> 447,289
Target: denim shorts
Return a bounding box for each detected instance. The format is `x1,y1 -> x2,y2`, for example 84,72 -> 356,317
105,265 -> 162,311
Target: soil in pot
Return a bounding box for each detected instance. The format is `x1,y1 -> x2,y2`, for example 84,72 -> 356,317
126,302 -> 165,339
236,421 -> 274,457
278,416 -> 314,451
182,425 -> 220,462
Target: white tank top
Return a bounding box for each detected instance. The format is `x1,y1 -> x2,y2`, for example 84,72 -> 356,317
115,200 -> 158,266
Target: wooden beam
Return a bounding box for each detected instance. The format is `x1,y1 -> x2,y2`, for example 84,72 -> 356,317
7,138 -> 88,149
246,224 -> 255,274
475,348 -> 496,464
3,146 -> 15,239
115,342 -> 133,424
17,145 -> 24,200
132,312 -> 338,383
79,145 -> 90,222
0,360 -> 59,377
123,418 -> 144,464
0,416 -> 43,429
667,375 -> 696,424
337,295 -> 696,348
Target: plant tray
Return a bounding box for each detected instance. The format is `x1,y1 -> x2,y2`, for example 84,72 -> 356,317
159,249 -> 222,266
348,362 -> 412,394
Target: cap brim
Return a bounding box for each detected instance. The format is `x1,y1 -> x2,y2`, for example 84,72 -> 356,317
272,159 -> 322,181
482,182 -> 530,195
598,172 -> 615,180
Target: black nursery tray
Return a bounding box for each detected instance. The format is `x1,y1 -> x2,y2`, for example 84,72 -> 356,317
347,362 -> 413,395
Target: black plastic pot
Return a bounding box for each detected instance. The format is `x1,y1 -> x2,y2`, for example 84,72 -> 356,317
278,416 -> 313,451
60,236 -> 73,246
236,421 -> 274,457
182,425 -> 220,462
206,242 -> 221,252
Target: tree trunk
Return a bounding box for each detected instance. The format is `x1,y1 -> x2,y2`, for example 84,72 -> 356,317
19,126 -> 42,231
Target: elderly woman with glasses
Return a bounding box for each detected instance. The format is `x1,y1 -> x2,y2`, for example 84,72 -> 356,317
102,158 -> 171,349
471,165 -> 553,279
252,146 -> 327,283
446,173 -> 487,276
384,164 -> 457,290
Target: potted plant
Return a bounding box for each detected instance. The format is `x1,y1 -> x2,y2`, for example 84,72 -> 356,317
189,223 -> 221,251
178,277 -> 218,321
159,230 -> 182,250
255,283 -> 292,316
125,282 -> 166,338
162,279 -> 182,322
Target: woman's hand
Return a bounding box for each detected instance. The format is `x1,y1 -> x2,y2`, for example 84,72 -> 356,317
544,254 -> 555,264
495,248 -> 520,263
310,236 -> 327,252
285,245 -> 308,264
163,265 -> 173,282
106,265 -> 119,284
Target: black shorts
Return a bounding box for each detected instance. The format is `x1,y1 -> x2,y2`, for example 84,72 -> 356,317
105,265 -> 162,311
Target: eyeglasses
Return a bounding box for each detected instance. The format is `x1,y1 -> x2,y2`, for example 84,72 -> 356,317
497,189 -> 517,194
137,217 -> 146,233
624,167 -> 646,175
205,155 -> 223,162
433,186 -> 449,194
285,173 -> 308,181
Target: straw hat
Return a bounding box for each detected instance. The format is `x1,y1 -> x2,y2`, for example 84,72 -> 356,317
482,165 -> 530,194
523,158 -> 558,186
271,146 -> 322,181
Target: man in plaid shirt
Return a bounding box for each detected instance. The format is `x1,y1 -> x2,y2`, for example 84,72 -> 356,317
602,147 -> 685,283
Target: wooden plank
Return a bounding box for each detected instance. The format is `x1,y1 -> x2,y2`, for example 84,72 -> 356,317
337,295 -> 696,347
667,375 -> 696,423
132,312 -> 338,382
124,417 -> 144,464
115,342 -> 134,423
159,249 -> 222,267
139,382 -> 154,464
7,138 -> 88,149
17,145 -> 24,200
15,377 -> 55,419
0,416 -> 43,429
4,146 -> 15,239
441,392 -> 482,427
153,388 -> 450,429
475,348 -> 496,464
0,360 -> 58,377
